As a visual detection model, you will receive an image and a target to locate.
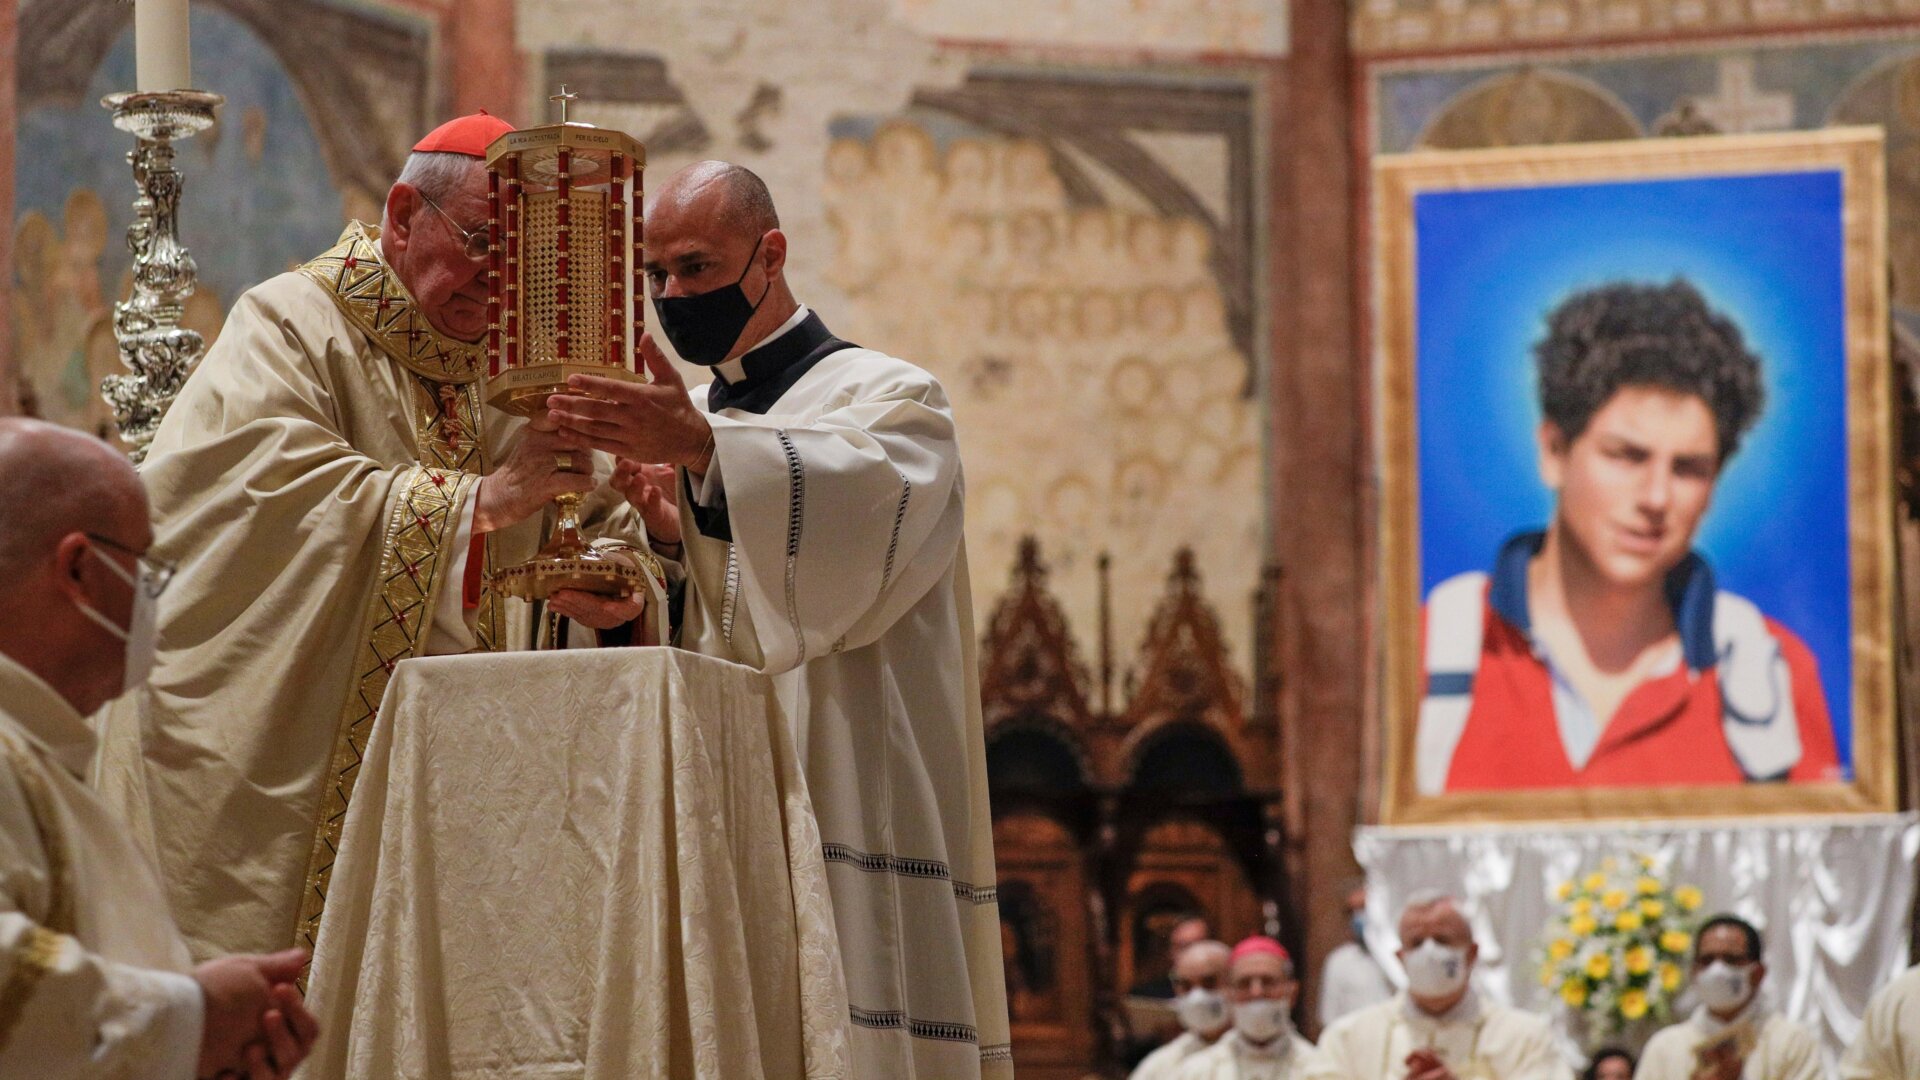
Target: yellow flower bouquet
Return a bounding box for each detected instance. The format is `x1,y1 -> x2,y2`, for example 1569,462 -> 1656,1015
1539,855 -> 1702,1040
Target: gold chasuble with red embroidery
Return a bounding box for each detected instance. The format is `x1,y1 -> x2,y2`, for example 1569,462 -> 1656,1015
93,224 -> 651,964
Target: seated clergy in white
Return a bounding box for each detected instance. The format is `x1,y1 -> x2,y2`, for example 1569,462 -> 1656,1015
1305,892 -> 1571,1080
1174,936 -> 1315,1080
1637,915 -> 1821,1080
0,418 -> 319,1079
1842,963 -> 1920,1079
543,161 -> 1010,1077
1132,939 -> 1234,1080
1320,879 -> 1393,1028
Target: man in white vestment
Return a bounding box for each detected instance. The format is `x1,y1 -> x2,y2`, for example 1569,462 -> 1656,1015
1638,916 -> 1821,1080
1175,936 -> 1315,1080
1842,963 -> 1920,1079
0,418 -> 320,1078
1319,881 -> 1393,1029
1306,893 -> 1571,1080
544,161 -> 1011,1077
1132,939 -> 1233,1080
94,113 -> 661,965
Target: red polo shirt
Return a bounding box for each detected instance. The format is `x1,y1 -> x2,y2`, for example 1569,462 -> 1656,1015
1434,591 -> 1840,790
1423,533 -> 1843,792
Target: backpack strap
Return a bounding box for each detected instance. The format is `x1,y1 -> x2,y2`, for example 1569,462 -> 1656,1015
1417,572 -> 1488,796
1712,591 -> 1801,780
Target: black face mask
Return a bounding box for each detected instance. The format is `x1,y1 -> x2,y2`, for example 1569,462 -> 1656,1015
653,235 -> 770,366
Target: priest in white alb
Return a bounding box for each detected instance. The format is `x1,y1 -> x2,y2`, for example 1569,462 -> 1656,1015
1843,963 -> 1920,1079
93,113 -> 664,967
1637,916 -> 1821,1080
544,161 -> 1011,1078
1133,939 -> 1233,1080
1174,936 -> 1315,1080
1305,893 -> 1571,1080
0,418 -> 320,1078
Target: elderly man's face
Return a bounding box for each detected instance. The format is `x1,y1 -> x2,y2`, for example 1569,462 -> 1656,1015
1171,944 -> 1228,996
1227,953 -> 1295,1004
1398,903 -> 1476,958
389,165 -> 491,342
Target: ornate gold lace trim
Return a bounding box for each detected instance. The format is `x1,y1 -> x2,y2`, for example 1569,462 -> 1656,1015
293,465 -> 479,963
297,222 -> 485,385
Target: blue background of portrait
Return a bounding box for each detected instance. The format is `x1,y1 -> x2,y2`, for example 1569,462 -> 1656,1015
1414,170 -> 1854,771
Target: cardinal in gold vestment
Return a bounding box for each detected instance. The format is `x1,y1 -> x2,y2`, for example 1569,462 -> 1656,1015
94,114 -> 664,964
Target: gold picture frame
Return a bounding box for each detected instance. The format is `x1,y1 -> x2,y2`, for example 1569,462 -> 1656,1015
1376,128 -> 1895,824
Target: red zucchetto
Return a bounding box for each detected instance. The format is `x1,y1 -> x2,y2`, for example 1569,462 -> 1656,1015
1231,935 -> 1291,965
412,111 -> 515,157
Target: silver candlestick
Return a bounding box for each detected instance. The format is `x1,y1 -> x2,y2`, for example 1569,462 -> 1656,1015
99,89 -> 223,463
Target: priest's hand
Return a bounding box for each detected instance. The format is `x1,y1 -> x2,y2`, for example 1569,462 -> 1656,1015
547,334 -> 715,472
193,948 -> 308,1078
1690,1050 -> 1744,1080
612,458 -> 682,547
1404,1049 -> 1457,1080
547,588 -> 648,632
548,547 -> 652,631
232,983 -> 321,1080
474,422 -> 598,534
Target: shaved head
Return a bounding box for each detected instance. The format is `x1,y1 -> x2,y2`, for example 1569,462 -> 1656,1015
641,159 -> 799,364
652,160 -> 779,241
1399,891 -> 1472,942
1173,939 -> 1231,984
0,418 -> 150,715
0,419 -> 145,579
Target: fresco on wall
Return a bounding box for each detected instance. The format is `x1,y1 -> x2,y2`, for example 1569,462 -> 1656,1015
13,6 -> 344,429
823,66 -> 1268,678
1370,35 -> 1920,335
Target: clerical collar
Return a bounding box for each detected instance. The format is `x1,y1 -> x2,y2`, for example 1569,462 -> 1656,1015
704,309 -> 858,417
712,304 -> 813,385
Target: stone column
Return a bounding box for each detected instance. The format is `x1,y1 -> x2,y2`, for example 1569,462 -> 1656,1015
1,0 -> 17,415
451,0 -> 521,122
1269,0 -> 1365,1034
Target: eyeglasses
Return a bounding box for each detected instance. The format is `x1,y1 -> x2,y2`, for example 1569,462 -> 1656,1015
419,192 -> 491,261
85,533 -> 175,600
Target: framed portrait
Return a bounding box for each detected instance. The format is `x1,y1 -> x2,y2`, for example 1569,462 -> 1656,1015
1376,129 -> 1896,824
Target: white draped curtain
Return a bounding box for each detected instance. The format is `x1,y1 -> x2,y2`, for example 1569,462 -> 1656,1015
1353,814 -> 1919,1066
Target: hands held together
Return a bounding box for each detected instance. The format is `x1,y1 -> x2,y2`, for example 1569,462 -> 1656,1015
192,948 -> 319,1080
1404,1048 -> 1458,1080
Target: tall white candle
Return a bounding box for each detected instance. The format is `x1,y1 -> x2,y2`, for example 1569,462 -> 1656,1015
135,0 -> 191,92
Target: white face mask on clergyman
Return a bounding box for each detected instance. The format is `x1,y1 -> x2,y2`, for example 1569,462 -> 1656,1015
1232,998 -> 1292,1044
1174,988 -> 1229,1035
1403,939 -> 1470,998
1694,961 -> 1755,1012
73,546 -> 160,695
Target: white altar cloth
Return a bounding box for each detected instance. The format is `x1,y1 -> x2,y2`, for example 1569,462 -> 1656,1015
301,648 -> 851,1079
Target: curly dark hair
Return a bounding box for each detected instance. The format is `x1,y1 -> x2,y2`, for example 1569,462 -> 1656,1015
1535,280 -> 1765,462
